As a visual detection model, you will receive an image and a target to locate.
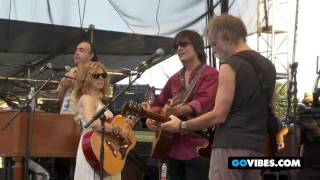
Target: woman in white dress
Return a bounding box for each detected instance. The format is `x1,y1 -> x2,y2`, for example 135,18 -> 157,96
73,62 -> 123,180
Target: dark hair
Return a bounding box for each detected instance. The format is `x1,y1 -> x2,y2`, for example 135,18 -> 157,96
79,41 -> 98,61
173,30 -> 206,63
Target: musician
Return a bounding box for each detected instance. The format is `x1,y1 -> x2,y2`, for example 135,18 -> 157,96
53,40 -> 98,180
296,94 -> 320,180
73,62 -> 126,180
161,15 -> 277,180
57,40 -> 98,114
146,30 -> 219,180
296,120 -> 320,180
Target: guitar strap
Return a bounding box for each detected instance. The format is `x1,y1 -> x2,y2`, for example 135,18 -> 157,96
235,53 -> 281,155
172,64 -> 206,106
235,54 -> 273,114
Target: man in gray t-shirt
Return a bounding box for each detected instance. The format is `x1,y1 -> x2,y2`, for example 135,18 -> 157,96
161,15 -> 277,180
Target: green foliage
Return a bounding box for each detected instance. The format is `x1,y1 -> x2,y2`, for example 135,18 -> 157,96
275,82 -> 288,120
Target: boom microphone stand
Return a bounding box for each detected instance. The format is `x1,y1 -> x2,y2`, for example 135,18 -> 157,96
1,72 -> 57,180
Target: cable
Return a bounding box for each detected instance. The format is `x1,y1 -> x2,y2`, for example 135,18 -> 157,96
46,0 -> 54,24
81,0 -> 88,28
77,0 -> 87,28
77,0 -> 82,28
155,0 -> 161,36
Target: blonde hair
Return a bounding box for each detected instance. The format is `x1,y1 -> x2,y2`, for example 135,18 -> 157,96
73,62 -> 109,103
204,14 -> 247,45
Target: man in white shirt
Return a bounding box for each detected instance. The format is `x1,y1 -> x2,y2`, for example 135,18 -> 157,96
57,41 -> 98,114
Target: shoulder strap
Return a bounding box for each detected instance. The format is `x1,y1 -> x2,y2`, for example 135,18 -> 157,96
180,64 -> 206,104
236,54 -> 281,156
235,54 -> 271,102
172,64 -> 206,106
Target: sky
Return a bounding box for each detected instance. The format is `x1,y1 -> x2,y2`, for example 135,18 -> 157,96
295,0 -> 320,99
121,0 -> 318,101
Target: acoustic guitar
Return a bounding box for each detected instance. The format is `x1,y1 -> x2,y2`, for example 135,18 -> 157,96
122,102 -> 214,160
82,114 -> 139,176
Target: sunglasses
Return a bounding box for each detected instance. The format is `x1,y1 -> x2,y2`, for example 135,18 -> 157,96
173,41 -> 192,50
92,73 -> 108,79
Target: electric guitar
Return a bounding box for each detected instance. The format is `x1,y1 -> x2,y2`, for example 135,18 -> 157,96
122,102 -> 214,159
82,114 -> 139,176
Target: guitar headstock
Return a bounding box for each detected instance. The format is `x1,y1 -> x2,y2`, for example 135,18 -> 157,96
122,101 -> 146,118
122,101 -> 170,123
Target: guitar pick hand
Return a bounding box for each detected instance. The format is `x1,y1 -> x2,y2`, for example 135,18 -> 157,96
161,115 -> 181,133
163,105 -> 180,116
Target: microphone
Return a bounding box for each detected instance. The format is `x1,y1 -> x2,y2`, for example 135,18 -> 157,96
40,63 -> 71,72
134,48 -> 165,72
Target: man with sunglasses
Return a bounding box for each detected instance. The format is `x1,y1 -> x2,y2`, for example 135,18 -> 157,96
161,15 -> 277,180
57,40 -> 98,114
146,30 -> 219,180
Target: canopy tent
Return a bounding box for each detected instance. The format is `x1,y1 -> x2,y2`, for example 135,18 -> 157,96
0,0 -> 260,103
0,0 -> 259,35
0,18 -> 175,83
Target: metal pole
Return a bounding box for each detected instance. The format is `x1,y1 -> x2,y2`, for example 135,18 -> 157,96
0,76 -> 59,84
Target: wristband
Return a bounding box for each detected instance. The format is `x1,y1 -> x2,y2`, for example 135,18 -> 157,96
180,121 -> 188,135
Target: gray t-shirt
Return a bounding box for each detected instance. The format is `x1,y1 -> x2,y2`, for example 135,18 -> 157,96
212,50 -> 276,153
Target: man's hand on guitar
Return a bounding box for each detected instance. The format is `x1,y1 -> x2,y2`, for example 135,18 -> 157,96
162,104 -> 193,117
161,115 -> 181,133
146,119 -> 161,131
165,106 -> 180,116
161,104 -> 183,116
160,104 -> 170,116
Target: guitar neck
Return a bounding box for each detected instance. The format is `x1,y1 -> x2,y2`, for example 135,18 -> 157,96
122,102 -> 213,140
144,111 -> 171,123
144,110 -> 212,139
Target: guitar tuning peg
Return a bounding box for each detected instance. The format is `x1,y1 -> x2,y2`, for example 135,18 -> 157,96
129,100 -> 135,106
121,102 -> 130,115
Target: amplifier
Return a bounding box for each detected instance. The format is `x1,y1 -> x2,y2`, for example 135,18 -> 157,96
111,84 -> 151,114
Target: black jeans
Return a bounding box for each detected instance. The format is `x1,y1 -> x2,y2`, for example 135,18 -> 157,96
167,157 -> 209,180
